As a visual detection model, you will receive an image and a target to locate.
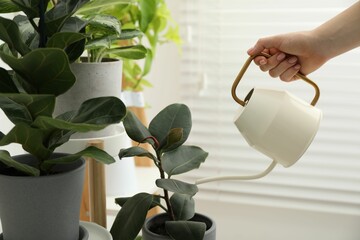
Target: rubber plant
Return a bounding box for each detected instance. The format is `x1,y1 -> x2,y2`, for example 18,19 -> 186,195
110,103 -> 209,240
0,0 -> 127,176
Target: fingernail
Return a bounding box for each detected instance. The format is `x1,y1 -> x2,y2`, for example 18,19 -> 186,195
277,53 -> 286,61
294,64 -> 301,70
259,59 -> 267,65
247,47 -> 254,54
288,57 -> 297,64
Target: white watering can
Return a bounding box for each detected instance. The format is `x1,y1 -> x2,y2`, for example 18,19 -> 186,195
196,52 -> 322,185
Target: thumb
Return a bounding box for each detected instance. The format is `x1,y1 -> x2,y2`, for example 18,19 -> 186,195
247,35 -> 282,56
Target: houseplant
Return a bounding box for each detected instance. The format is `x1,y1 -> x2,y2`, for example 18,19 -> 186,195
0,0 -> 127,239
110,103 -> 216,240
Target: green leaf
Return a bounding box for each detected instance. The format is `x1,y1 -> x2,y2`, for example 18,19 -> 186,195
110,192 -> 154,240
45,0 -> 90,36
0,94 -> 55,125
165,221 -> 206,240
170,193 -> 195,221
13,15 -> 38,50
87,14 -> 122,36
107,45 -> 147,60
123,110 -> 153,145
11,0 -> 41,19
156,179 -> 198,197
0,0 -> 21,13
46,32 -> 86,50
142,48 -> 153,76
139,0 -> 156,33
76,0 -> 134,15
0,123 -> 51,161
119,29 -> 142,40
61,16 -> 87,33
0,150 -> 40,176
0,68 -> 18,93
42,146 -> 115,168
0,48 -> 76,96
119,146 -> 157,163
115,194 -> 161,209
162,128 -> 183,152
162,146 -> 208,177
0,16 -> 30,56
149,103 -> 192,151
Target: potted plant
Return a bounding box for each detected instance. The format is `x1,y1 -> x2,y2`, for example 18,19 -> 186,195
0,1 -> 127,239
110,103 -> 216,240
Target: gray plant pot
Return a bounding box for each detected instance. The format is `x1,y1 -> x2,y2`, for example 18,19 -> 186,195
0,153 -> 86,240
142,213 -> 216,240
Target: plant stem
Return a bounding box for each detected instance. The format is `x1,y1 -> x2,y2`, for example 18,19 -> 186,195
38,0 -> 47,48
157,151 -> 175,221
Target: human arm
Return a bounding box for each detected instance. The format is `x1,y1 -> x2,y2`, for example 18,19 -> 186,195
247,1 -> 360,81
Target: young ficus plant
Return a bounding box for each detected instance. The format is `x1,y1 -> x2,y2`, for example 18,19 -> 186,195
110,103 -> 209,240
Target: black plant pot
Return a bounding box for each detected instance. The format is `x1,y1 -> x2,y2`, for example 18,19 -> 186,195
0,153 -> 86,240
142,213 -> 216,240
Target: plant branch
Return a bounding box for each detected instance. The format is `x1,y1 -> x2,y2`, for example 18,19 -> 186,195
29,19 -> 39,33
157,151 -> 175,221
38,0 -> 47,47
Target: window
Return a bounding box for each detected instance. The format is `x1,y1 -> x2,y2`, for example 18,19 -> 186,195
180,0 -> 360,215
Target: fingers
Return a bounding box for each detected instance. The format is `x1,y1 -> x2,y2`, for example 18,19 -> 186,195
250,50 -> 301,81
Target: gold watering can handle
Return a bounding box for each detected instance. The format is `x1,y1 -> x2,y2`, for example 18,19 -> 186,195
231,52 -> 320,106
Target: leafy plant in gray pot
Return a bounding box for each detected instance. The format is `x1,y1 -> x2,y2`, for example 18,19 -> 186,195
110,103 -> 216,240
0,1 -> 127,239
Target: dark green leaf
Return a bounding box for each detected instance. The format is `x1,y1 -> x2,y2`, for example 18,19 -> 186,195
139,0 -> 156,33
170,193 -> 195,221
156,179 -> 198,196
42,146 -> 115,168
162,146 -> 208,177
110,192 -> 154,240
0,94 -> 55,124
0,0 -> 21,13
149,103 -> 192,152
61,16 -> 87,33
0,48 -> 75,96
119,146 -> 157,163
165,221 -> 206,240
123,110 -> 153,145
0,123 -> 51,160
46,32 -> 86,50
11,0 -> 41,18
0,68 -> 18,93
13,15 -> 39,50
107,45 -> 147,60
0,16 -> 30,55
115,194 -> 160,209
0,150 -> 40,176
45,0 -> 90,36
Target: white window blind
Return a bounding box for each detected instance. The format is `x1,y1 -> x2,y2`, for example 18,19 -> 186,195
179,0 -> 360,215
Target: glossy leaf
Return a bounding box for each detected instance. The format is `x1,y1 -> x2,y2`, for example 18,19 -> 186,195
0,123 -> 51,161
0,16 -> 30,56
46,32 -> 86,50
0,150 -> 40,176
87,14 -> 121,36
45,0 -> 90,36
162,146 -> 208,177
156,179 -> 198,196
119,146 -> 157,163
0,94 -> 55,125
161,128 -> 183,152
123,110 -> 153,145
170,193 -> 195,221
115,194 -> 161,208
0,68 -> 18,93
0,0 -> 21,13
149,103 -> 192,151
11,0 -> 41,19
165,221 -> 206,240
119,29 -> 142,40
0,48 -> 75,96
110,192 -> 154,240
106,45 -> 147,60
76,0 -> 133,15
42,146 -> 115,170
13,15 -> 38,50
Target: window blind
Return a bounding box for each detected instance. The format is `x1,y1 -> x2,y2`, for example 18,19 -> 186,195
179,0 -> 360,215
